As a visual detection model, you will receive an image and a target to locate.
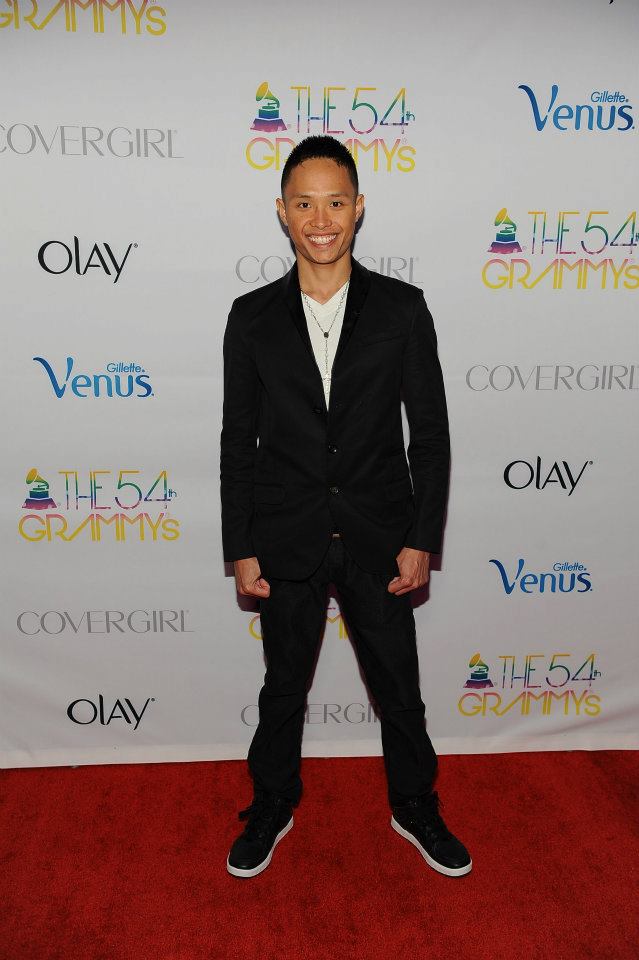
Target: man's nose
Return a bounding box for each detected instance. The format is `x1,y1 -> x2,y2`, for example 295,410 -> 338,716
310,207 -> 332,228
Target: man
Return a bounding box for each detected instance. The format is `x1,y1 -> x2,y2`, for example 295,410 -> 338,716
220,135 -> 471,879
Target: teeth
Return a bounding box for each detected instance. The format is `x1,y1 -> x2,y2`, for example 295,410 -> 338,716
308,234 -> 337,244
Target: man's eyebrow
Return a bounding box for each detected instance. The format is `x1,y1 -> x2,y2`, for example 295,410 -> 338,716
290,192 -> 351,198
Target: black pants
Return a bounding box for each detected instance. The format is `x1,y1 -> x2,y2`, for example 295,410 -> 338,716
248,534 -> 438,808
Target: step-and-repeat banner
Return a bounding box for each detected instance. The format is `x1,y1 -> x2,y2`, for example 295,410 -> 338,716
1,0 -> 637,767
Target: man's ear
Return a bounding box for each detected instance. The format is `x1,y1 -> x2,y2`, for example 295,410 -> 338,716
275,197 -> 287,226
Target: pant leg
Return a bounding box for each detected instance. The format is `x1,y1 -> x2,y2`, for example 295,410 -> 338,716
329,537 -> 438,806
247,543 -> 331,805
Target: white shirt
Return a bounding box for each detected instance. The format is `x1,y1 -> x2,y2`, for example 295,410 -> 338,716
300,279 -> 349,408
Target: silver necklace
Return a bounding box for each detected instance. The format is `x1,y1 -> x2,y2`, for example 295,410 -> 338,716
301,280 -> 350,393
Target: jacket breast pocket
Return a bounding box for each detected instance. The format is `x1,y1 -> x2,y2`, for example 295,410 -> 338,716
358,327 -> 403,345
253,482 -> 285,504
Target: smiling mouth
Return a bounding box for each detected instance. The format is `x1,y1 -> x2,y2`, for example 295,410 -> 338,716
307,233 -> 338,246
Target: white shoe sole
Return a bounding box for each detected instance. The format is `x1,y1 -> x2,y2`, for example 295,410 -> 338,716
226,815 -> 294,878
391,816 -> 472,877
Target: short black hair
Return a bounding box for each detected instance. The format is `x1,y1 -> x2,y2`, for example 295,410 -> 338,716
280,135 -> 359,200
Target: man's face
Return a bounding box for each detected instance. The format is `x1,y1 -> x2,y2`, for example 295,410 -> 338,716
276,157 -> 364,267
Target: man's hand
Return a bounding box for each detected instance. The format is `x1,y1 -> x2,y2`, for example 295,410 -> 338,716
233,557 -> 270,598
388,546 -> 430,596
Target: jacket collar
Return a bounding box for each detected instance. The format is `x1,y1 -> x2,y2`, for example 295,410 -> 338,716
280,254 -> 372,375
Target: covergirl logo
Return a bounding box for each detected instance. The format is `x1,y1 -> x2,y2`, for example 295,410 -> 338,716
0,123 -> 179,158
17,609 -> 193,635
241,703 -> 380,726
235,254 -> 422,285
466,364 -> 638,391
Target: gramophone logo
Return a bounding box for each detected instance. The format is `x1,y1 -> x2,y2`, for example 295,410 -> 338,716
463,653 -> 494,689
488,208 -> 522,254
250,81 -> 288,133
23,468 -> 56,511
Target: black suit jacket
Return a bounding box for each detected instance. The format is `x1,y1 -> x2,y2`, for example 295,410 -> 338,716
220,255 -> 450,580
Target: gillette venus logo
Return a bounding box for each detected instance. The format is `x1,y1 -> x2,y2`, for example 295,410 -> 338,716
34,357 -> 153,398
38,237 -> 136,284
518,84 -> 634,131
490,559 -> 592,595
67,695 -> 154,730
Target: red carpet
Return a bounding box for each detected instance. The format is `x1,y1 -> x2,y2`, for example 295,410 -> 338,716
1,751 -> 637,960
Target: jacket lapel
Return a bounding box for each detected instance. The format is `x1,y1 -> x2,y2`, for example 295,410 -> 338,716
280,256 -> 372,375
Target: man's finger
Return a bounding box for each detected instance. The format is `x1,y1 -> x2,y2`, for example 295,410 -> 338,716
388,577 -> 411,593
240,586 -> 269,598
253,578 -> 270,597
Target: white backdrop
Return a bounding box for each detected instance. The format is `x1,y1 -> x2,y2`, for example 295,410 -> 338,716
1,0 -> 637,768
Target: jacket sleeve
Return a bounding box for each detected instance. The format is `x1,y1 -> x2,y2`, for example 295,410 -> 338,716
401,290 -> 450,554
219,301 -> 259,562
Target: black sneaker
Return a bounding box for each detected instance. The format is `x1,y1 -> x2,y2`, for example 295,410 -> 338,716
391,790 -> 472,877
226,795 -> 294,878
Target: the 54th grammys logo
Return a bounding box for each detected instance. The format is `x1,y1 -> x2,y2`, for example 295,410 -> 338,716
246,79 -> 417,174
0,0 -> 166,35
459,651 -> 602,718
20,467 -> 179,544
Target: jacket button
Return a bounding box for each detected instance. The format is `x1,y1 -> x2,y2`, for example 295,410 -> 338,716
328,444 -> 337,454
329,485 -> 339,495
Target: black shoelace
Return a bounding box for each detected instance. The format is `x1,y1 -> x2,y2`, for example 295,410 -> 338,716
238,797 -> 286,844
399,790 -> 454,841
